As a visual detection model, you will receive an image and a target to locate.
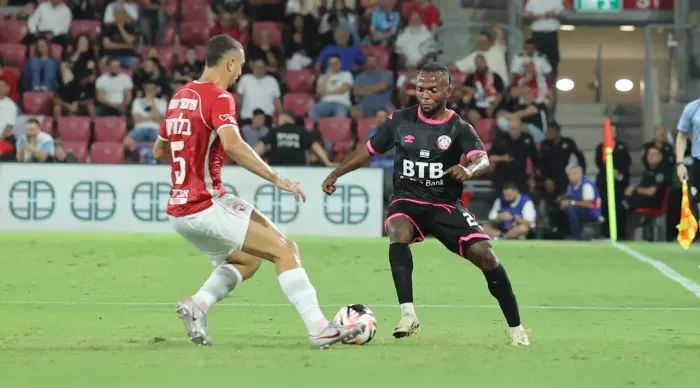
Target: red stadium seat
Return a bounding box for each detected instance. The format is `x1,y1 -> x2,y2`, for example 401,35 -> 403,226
356,118 -> 377,142
29,43 -> 63,59
286,70 -> 315,93
141,46 -> 175,70
473,118 -> 495,143
450,71 -> 468,88
252,22 -> 283,47
180,0 -> 209,22
180,21 -> 210,46
283,93 -> 316,118
39,117 -> 54,135
304,117 -> 315,131
0,20 -> 28,44
70,20 -> 101,40
362,46 -> 390,69
62,140 -> 88,163
94,117 -> 127,142
57,116 -> 91,142
318,118 -> 353,143
22,92 -> 54,115
91,142 -> 125,163
3,66 -> 19,78
179,45 -> 207,61
0,44 -> 27,67
162,23 -> 176,45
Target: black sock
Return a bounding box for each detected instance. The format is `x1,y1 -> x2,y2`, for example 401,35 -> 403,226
389,243 -> 414,305
483,264 -> 521,327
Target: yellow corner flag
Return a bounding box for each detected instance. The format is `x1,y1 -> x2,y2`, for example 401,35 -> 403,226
677,180 -> 698,250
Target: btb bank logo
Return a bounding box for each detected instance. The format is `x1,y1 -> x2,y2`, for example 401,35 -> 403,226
71,181 -> 117,221
254,184 -> 299,223
324,185 -> 369,225
9,180 -> 55,220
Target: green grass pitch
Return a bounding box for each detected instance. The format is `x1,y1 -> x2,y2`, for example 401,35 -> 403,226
1,234 -> 699,387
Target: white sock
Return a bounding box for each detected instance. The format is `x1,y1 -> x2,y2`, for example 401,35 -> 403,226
400,302 -> 416,317
192,264 -> 242,313
278,268 -> 328,336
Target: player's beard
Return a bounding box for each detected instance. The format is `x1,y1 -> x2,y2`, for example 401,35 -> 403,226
419,102 -> 442,118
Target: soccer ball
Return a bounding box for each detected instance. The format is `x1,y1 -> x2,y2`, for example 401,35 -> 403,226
333,304 -> 377,345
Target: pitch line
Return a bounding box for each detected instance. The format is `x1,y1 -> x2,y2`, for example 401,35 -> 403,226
0,300 -> 698,311
614,243 -> 700,299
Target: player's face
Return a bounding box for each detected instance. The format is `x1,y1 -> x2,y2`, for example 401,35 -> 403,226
224,48 -> 245,86
416,72 -> 451,117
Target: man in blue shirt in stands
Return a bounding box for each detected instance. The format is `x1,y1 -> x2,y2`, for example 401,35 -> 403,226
560,164 -> 602,240
676,98 -> 700,214
483,181 -> 537,240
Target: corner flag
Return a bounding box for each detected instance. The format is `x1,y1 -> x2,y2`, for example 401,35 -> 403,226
677,180 -> 698,250
603,118 -> 617,242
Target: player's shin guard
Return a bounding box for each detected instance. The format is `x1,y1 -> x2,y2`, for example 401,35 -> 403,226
483,264 -> 521,327
192,263 -> 242,312
389,243 -> 414,307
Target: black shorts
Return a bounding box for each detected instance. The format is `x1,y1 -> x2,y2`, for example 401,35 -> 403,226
384,198 -> 491,257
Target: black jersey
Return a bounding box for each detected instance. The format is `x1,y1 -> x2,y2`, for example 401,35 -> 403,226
367,106 -> 486,204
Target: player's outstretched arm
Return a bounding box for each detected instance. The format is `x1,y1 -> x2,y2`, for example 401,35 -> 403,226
322,142 -> 372,195
153,138 -> 170,161
445,153 -> 490,182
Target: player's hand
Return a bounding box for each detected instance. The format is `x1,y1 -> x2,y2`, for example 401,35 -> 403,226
677,164 -> 689,182
445,165 -> 473,182
274,177 -> 307,203
322,175 -> 337,195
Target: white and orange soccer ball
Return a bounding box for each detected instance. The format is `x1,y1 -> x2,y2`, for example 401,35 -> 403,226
333,304 -> 377,345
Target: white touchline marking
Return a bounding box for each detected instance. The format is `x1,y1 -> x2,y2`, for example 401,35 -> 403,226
0,300 -> 698,311
614,243 -> 700,299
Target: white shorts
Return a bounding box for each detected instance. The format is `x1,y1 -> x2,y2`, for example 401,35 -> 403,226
170,194 -> 255,266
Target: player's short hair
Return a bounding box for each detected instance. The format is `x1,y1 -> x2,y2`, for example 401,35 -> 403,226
26,118 -> 40,126
502,181 -> 519,191
205,34 -> 243,67
419,62 -> 451,86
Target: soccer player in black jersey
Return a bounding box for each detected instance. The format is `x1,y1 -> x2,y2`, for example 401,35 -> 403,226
323,62 -> 529,346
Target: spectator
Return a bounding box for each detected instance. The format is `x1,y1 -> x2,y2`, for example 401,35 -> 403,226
242,109 -> 270,148
417,0 -> 440,30
236,58 -> 282,124
641,125 -> 674,176
511,39 -> 552,79
512,62 -> 550,107
249,28 -> 284,75
0,57 -> 19,104
594,124 -> 631,239
25,0 -> 72,46
318,0 -> 360,47
96,58 -> 134,116
210,11 -> 247,42
366,109 -> 394,200
483,182 -> 536,240
461,54 -> 505,123
254,111 -> 334,166
139,0 -> 168,46
123,81 -> 167,151
310,55 -> 353,119
560,164 -> 602,241
285,13 -> 318,70
173,48 -> 204,85
539,121 -> 585,198
489,120 -> 538,193
394,12 -> 438,70
103,0 -> 139,25
66,0 -> 99,20
133,58 -> 171,97
497,86 -> 547,144
54,69 -> 96,120
51,139 -> 78,163
455,26 -> 509,85
367,0 -> 400,46
285,0 -> 319,18
60,34 -> 97,86
316,27 -> 365,73
23,38 -> 60,91
101,7 -> 139,68
248,0 -> 284,22
1,0 -> 35,19
623,146 -> 669,239
213,0 -> 246,16
525,0 -> 565,77
396,68 -> 418,108
15,118 -> 54,163
0,79 -> 18,159
351,55 -> 392,119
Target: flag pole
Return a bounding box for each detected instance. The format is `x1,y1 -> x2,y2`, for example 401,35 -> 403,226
603,118 -> 618,243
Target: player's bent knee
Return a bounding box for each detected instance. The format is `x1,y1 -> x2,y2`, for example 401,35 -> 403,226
466,240 -> 500,271
386,216 -> 414,244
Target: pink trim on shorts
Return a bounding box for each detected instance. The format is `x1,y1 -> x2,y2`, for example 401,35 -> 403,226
465,149 -> 487,160
458,233 -> 491,257
389,198 -> 456,214
366,140 -> 380,155
417,107 -> 455,124
385,213 -> 425,244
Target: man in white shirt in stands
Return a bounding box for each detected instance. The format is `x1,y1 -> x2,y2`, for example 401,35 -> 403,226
123,81 -> 167,150
96,58 -> 134,116
455,26 -> 509,85
236,58 -> 282,125
309,55 -> 353,119
103,0 -> 140,25
483,181 -> 537,240
0,78 -> 19,160
525,0 -> 565,77
25,0 -> 72,46
511,38 -> 553,79
394,12 -> 438,69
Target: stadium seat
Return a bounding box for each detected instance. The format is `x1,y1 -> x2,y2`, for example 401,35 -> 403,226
70,20 -> 100,40
39,117 -> 54,135
0,20 -> 28,44
29,43 -> 63,59
22,91 -> 54,115
94,117 -> 127,142
0,44 -> 27,67
57,116 -> 91,142
179,45 -> 207,61
333,140 -> 353,155
283,93 -> 316,118
356,118 -> 377,142
473,119 -> 495,143
3,66 -> 19,78
180,21 -> 210,46
62,140 -> 88,162
91,142 -> 125,163
450,71 -> 468,88
362,46 -> 390,69
304,117 -> 315,131
141,46 -> 175,70
253,22 -> 283,47
318,118 -> 353,143
162,23 -> 176,45
285,70 -> 315,93
180,0 -> 209,22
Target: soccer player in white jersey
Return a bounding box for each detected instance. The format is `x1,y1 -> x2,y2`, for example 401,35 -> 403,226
152,35 -> 363,349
